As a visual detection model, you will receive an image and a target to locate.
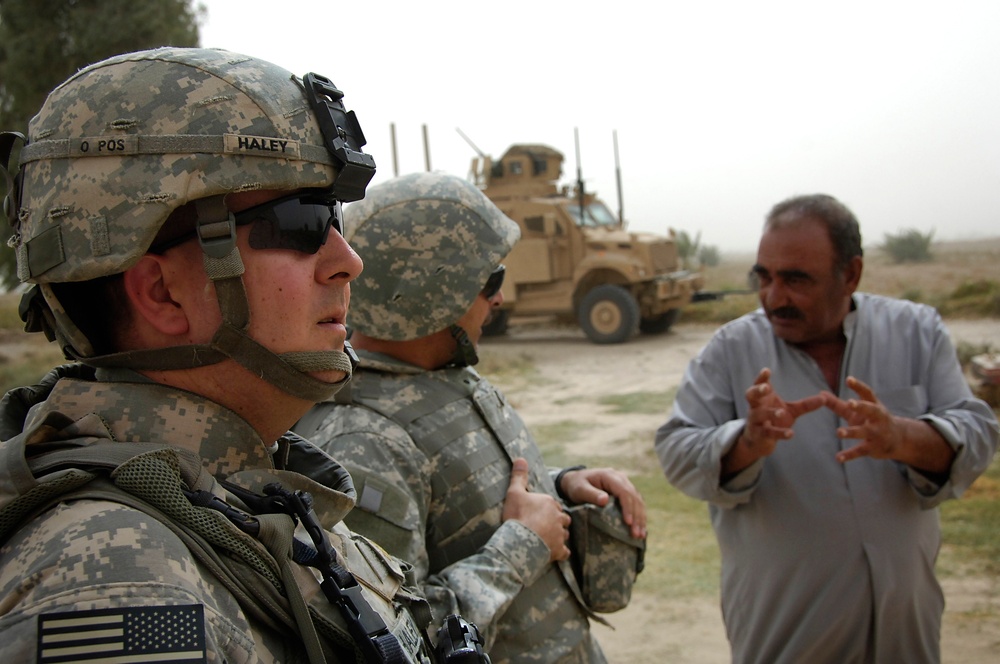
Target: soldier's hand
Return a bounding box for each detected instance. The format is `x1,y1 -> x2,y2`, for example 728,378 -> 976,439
558,467 -> 647,539
503,458 -> 571,562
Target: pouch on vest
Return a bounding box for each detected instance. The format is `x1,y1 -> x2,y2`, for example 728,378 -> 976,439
566,498 -> 645,613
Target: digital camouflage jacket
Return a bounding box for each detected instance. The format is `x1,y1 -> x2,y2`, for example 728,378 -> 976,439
0,364 -> 433,663
295,351 -> 606,664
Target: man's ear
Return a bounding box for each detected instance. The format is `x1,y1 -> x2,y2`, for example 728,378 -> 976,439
122,255 -> 191,336
843,255 -> 863,293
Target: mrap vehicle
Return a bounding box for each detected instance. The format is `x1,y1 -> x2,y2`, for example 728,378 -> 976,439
470,143 -> 704,344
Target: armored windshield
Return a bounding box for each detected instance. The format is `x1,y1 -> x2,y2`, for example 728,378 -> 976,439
564,200 -> 619,228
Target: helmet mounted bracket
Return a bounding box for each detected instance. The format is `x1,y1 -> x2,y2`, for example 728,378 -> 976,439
301,73 -> 376,204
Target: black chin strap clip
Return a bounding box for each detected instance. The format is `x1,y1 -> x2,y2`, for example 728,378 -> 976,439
447,324 -> 479,367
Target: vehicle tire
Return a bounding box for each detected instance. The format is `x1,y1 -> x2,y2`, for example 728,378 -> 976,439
639,308 -> 680,335
481,309 -> 510,337
578,285 -> 640,344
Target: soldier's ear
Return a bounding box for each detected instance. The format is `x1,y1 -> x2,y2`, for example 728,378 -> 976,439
122,254 -> 192,338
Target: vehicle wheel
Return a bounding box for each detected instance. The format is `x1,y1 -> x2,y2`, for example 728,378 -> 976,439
640,308 -> 680,335
578,285 -> 640,344
481,309 -> 510,337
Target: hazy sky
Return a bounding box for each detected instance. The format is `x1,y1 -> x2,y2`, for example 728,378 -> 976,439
199,0 -> 1000,253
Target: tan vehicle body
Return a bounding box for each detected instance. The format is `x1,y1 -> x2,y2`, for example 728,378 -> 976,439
472,144 -> 704,343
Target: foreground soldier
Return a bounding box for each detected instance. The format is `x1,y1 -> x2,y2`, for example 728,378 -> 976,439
294,172 -> 648,663
0,48 -> 441,662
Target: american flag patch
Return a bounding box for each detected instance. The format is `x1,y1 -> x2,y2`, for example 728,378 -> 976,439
36,605 -> 207,663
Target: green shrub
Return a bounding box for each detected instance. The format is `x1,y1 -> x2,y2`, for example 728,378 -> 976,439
936,280 -> 1000,318
675,230 -> 701,269
698,245 -> 721,267
882,228 -> 934,263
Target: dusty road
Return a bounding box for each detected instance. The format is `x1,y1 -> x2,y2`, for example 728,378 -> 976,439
479,318 -> 1000,663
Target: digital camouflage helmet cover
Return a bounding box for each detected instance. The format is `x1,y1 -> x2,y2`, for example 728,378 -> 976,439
344,172 -> 520,344
0,47 -> 375,401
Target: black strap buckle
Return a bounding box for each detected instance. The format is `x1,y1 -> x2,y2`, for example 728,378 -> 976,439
301,73 -> 376,203
218,480 -> 404,663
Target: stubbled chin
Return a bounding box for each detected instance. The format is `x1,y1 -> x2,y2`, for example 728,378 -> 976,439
768,318 -> 803,341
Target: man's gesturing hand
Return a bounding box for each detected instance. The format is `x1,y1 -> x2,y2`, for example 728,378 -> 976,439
823,376 -> 955,473
721,368 -> 826,477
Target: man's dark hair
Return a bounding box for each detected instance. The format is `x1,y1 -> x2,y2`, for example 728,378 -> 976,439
51,274 -> 130,356
765,194 -> 863,274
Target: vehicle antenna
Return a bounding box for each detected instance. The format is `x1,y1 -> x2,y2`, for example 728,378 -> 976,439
422,124 -> 432,171
390,122 -> 399,177
613,130 -> 624,227
456,127 -> 486,157
574,127 -> 585,221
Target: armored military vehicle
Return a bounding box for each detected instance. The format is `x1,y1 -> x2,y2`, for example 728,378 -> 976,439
470,143 -> 704,344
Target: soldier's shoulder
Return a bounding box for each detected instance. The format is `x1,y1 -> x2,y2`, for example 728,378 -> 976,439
1,498 -> 221,606
0,496 -> 262,662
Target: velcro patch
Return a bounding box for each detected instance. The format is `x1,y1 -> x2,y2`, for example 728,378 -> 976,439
224,134 -> 301,158
69,136 -> 139,157
37,604 -> 207,663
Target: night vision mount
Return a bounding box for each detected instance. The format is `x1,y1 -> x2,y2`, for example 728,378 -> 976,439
302,73 -> 376,203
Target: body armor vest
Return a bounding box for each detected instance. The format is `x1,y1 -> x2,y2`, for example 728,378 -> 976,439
324,362 -> 603,662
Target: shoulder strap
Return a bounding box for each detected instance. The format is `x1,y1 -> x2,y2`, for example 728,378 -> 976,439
349,368 -> 474,428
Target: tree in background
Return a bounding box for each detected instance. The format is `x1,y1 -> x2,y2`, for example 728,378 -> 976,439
675,228 -> 720,269
697,244 -> 720,267
0,0 -> 204,289
882,228 -> 935,264
675,229 -> 701,269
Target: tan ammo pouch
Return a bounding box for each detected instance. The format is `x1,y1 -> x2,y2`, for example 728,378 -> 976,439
566,498 -> 645,613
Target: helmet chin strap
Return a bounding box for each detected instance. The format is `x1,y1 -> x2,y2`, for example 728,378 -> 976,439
447,324 -> 479,368
60,196 -> 356,403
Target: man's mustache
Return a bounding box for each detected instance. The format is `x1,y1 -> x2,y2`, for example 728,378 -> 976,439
768,306 -> 804,320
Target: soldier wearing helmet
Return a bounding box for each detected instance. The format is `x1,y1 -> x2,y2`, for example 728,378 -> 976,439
0,48 -> 441,663
294,172 -> 648,663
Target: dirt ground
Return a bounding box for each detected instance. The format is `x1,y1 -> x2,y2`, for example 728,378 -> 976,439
479,318 -> 1000,663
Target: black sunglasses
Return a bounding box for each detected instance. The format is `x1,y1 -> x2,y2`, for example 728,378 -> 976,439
481,264 -> 505,299
151,193 -> 343,255
241,193 -> 343,255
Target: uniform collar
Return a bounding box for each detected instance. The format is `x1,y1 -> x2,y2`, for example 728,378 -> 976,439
26,374 -> 274,477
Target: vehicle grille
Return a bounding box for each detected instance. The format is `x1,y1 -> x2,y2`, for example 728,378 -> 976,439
649,242 -> 677,273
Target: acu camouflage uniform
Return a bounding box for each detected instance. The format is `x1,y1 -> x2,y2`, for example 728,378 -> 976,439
0,48 -> 433,662
0,365 -> 432,663
296,354 -> 606,664
295,173 -> 608,663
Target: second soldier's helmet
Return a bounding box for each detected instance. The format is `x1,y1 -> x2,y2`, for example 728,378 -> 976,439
345,172 -> 520,341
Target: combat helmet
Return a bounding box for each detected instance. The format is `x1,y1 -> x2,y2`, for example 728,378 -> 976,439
0,47 -> 375,401
344,171 -> 519,364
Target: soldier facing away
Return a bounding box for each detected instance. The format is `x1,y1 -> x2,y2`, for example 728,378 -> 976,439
294,172 -> 648,663
0,47 -> 444,663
